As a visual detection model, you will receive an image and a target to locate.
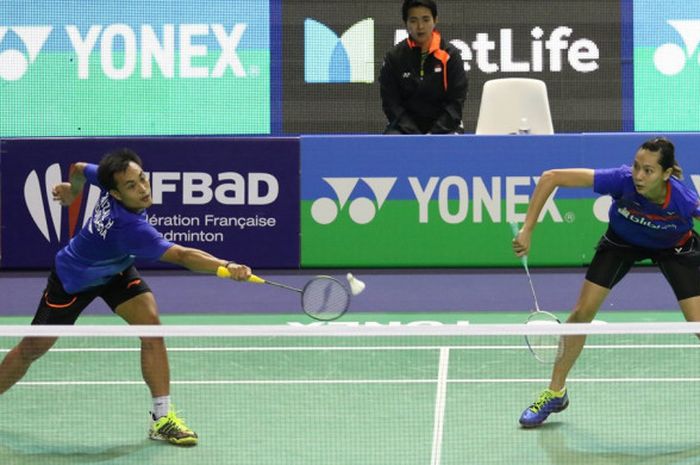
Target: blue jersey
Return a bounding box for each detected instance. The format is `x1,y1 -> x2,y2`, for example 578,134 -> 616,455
55,164 -> 173,293
594,165 -> 700,249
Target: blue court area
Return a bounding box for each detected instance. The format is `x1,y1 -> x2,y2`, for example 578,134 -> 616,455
0,268 -> 696,465
0,267 -> 684,318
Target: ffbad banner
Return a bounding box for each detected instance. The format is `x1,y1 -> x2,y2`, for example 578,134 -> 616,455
1,138 -> 299,268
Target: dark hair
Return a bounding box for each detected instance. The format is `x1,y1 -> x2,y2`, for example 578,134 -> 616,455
97,148 -> 143,190
640,137 -> 683,179
402,0 -> 437,22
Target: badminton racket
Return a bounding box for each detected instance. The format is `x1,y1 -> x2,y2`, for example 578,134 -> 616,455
217,267 -> 350,321
510,222 -> 563,364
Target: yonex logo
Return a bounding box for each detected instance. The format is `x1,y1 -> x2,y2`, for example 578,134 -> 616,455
66,23 -> 248,80
23,164 -> 100,243
0,23 -> 248,81
654,20 -> 700,75
304,18 -> 374,83
0,26 -> 52,81
311,177 -> 396,224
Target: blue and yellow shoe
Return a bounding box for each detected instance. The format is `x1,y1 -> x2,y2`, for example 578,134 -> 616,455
519,388 -> 569,428
148,409 -> 198,446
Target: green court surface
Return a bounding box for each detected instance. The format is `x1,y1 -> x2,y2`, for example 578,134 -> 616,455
0,311 -> 698,465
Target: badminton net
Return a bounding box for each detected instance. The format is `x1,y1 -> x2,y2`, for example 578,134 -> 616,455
0,322 -> 698,465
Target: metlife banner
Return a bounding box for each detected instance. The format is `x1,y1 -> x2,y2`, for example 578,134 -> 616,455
0,1 -> 270,136
283,0 -> 622,134
1,138 -> 299,268
301,134 -> 700,267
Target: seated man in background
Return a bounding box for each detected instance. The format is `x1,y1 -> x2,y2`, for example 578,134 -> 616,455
379,0 -> 468,134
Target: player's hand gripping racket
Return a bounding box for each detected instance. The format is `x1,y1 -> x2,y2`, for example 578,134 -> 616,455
217,267 -> 350,321
510,222 -> 563,364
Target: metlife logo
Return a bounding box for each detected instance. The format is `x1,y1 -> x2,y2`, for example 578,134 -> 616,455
283,0 -> 621,134
302,18 -> 598,84
304,19 -> 374,83
394,25 -> 600,74
0,1 -> 270,136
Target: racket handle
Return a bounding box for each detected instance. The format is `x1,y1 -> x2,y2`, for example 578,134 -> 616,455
216,265 -> 231,278
216,266 -> 266,284
509,221 -> 520,237
509,221 -> 529,268
247,274 -> 265,284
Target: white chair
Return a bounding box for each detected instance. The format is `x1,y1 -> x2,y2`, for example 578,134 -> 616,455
475,78 -> 554,134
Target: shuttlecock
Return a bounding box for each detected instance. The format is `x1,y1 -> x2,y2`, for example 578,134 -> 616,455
346,273 -> 366,296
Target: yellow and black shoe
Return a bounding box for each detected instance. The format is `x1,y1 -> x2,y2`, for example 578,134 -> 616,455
148,409 -> 198,446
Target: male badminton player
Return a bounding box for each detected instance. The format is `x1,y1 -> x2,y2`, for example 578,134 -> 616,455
512,137 -> 700,427
0,148 -> 251,446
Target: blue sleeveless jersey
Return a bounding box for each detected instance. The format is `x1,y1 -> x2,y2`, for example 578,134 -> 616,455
594,165 -> 700,249
55,164 -> 173,293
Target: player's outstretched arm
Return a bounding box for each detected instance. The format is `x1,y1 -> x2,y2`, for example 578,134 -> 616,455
52,162 -> 87,207
160,244 -> 251,281
513,169 -> 594,257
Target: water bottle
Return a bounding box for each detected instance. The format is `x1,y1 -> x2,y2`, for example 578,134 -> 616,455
517,117 -> 531,135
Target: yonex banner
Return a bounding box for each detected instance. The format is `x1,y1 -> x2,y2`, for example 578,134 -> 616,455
0,1 -> 270,136
633,1 -> 700,131
1,138 -> 299,268
301,134 -> 700,267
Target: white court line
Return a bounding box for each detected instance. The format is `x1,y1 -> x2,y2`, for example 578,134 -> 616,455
430,348 -> 450,465
2,322 -> 700,337
16,377 -> 700,387
1,344 -> 699,353
17,379 -> 437,386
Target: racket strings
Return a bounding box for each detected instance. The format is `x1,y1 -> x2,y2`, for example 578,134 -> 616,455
302,278 -> 350,320
525,311 -> 562,363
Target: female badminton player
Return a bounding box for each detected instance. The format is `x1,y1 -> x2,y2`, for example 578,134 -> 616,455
512,137 -> 700,427
0,148 -> 252,446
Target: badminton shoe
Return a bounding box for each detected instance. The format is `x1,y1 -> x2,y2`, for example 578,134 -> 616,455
519,388 -> 569,427
149,409 -> 198,446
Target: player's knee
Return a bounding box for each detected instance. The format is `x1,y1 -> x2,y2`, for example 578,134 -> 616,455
568,308 -> 596,323
135,312 -> 161,325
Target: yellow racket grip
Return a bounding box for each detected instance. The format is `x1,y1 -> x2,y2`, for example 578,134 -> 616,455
216,266 -> 231,278
216,266 -> 265,284
247,274 -> 265,284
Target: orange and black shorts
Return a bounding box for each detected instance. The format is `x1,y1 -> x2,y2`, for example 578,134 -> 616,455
32,266 -> 151,325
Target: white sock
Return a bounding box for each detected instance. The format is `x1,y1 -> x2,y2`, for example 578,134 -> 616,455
152,395 -> 170,419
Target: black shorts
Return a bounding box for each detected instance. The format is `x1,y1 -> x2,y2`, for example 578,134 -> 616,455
586,228 -> 700,301
31,266 -> 152,325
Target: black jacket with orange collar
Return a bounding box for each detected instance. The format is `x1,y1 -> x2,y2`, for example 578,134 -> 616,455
379,30 -> 468,134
